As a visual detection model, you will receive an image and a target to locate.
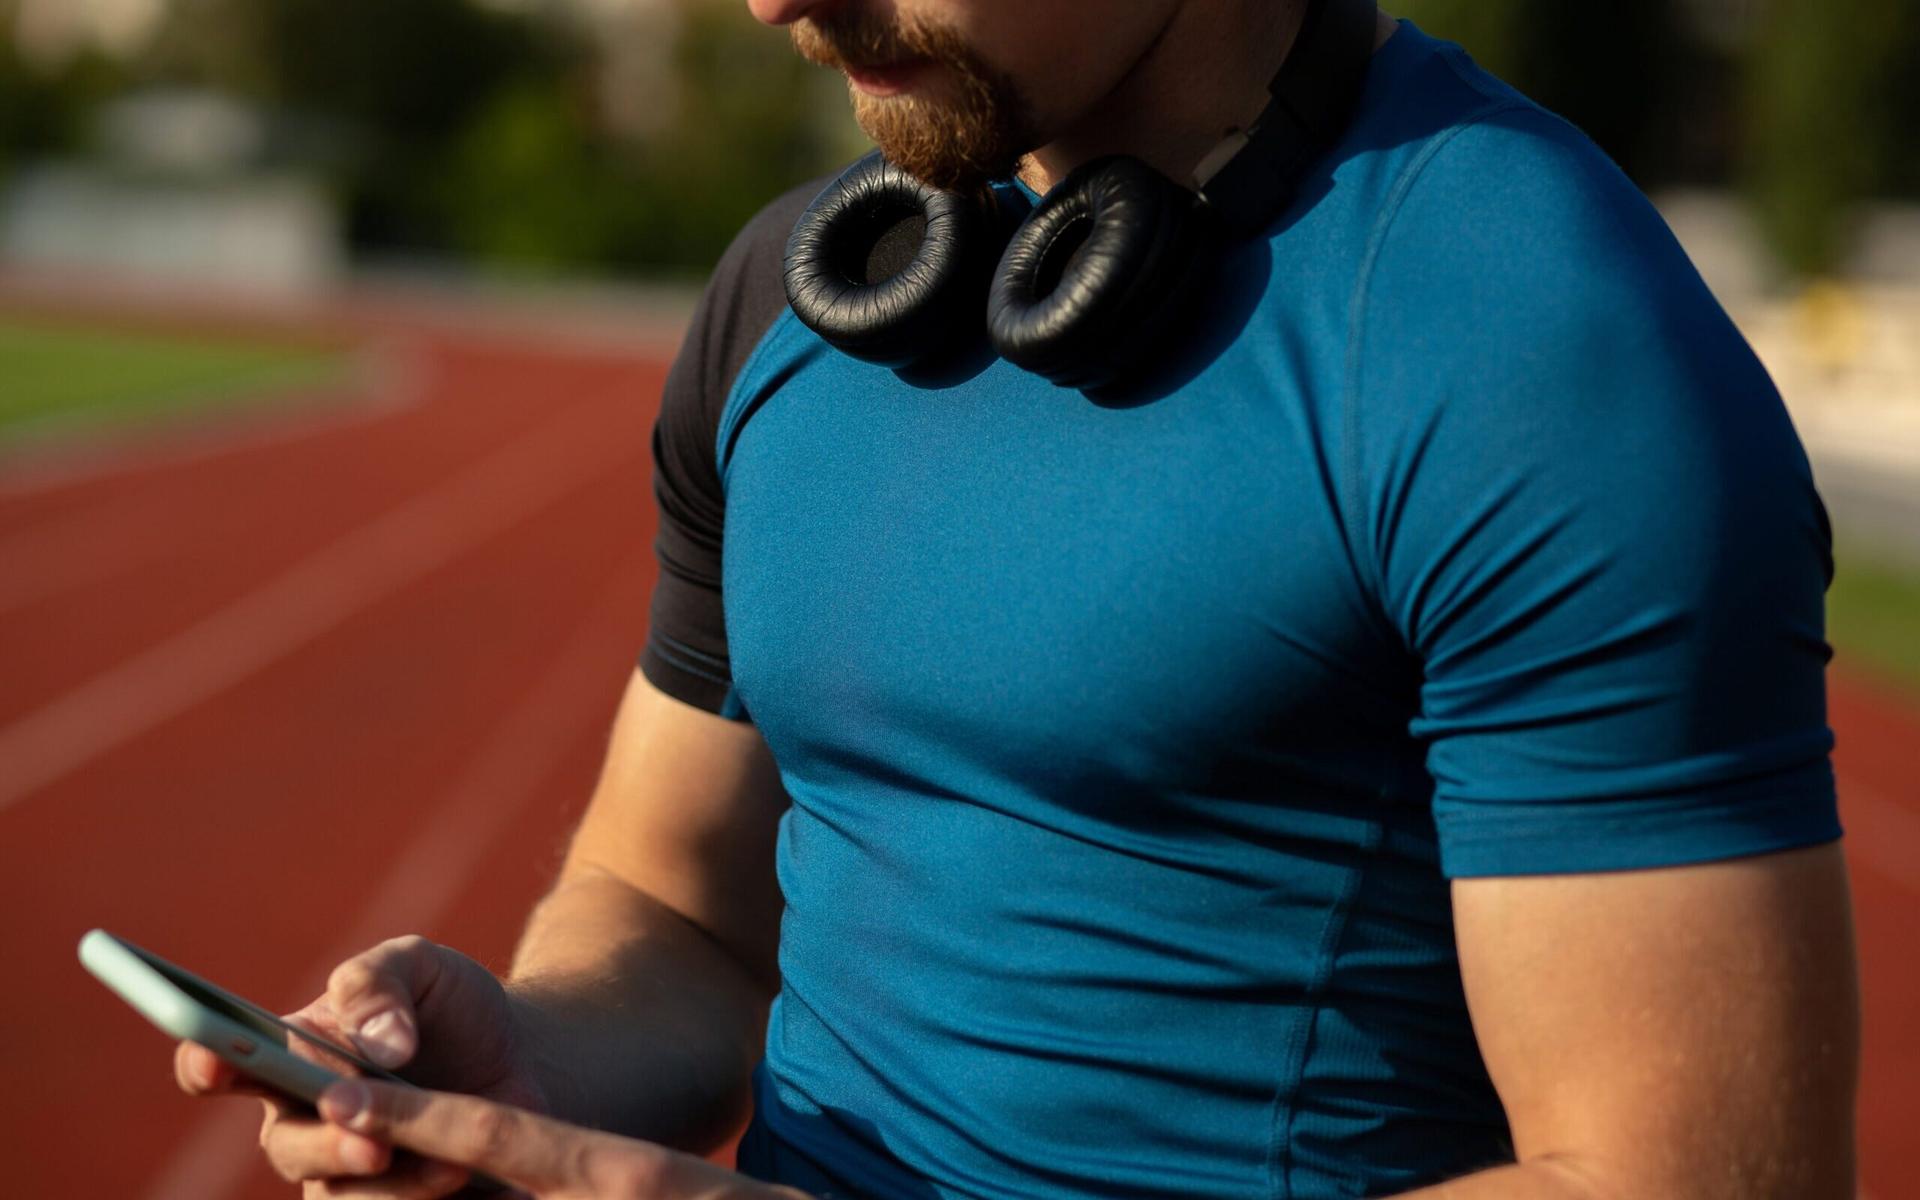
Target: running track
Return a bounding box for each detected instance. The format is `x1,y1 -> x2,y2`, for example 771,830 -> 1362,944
1,300 -> 1913,1198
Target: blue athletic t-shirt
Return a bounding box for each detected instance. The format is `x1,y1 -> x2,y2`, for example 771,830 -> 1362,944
640,22 -> 1839,1200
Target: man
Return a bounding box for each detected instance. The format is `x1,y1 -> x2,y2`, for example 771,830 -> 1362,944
177,0 -> 1861,1196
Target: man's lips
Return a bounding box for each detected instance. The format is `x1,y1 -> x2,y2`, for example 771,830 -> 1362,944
843,57 -> 933,97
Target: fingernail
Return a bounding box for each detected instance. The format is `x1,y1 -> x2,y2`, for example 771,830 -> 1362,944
356,1010 -> 415,1068
320,1079 -> 371,1130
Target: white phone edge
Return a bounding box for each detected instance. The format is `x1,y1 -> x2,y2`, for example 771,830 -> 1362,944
78,928 -> 343,1105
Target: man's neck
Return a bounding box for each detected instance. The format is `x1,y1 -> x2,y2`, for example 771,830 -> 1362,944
1015,1 -> 1394,195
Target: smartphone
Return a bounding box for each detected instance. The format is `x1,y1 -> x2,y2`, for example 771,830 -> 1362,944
80,928 -> 416,1103
79,929 -> 505,1192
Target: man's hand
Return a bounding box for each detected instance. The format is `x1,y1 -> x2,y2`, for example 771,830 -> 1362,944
174,936 -> 555,1195
317,1078 -> 811,1200
170,672 -> 787,1192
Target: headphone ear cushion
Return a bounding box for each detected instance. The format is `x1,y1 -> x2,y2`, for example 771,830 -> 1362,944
987,155 -> 1217,392
784,152 -> 1014,369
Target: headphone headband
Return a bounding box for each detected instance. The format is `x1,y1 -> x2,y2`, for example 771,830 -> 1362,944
1193,0 -> 1377,236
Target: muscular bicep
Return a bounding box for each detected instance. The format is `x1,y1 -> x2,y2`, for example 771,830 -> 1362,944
561,669 -> 788,990
1453,843 -> 1859,1198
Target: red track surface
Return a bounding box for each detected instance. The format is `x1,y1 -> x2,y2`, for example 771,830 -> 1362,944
1,308 -> 1915,1198
2,315 -> 667,1198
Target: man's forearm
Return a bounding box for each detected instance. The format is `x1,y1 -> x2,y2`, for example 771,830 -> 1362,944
502,866 -> 774,1154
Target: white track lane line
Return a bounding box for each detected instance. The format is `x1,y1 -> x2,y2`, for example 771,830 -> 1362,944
0,386 -> 644,816
141,569 -> 641,1200
0,345 -> 428,616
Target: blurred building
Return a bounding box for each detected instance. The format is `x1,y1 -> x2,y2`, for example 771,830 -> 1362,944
0,90 -> 344,296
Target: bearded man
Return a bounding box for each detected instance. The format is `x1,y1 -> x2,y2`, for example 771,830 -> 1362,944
178,1 -> 1860,1197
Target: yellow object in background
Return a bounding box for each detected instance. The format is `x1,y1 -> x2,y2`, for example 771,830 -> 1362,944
1794,279 -> 1869,372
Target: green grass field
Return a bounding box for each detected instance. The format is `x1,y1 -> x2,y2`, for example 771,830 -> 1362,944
1830,544 -> 1920,699
0,316 -> 345,447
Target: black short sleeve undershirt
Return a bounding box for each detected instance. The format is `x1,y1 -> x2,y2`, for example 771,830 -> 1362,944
641,176 -> 832,717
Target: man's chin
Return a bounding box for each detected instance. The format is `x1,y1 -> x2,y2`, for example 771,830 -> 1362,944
854,102 -> 1023,192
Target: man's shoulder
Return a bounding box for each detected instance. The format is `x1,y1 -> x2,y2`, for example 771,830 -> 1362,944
1412,107 -> 1658,253
1353,67 -> 1733,382
1374,70 -> 1690,312
1343,26 -> 1679,287
1344,40 -> 1797,555
666,169 -> 841,422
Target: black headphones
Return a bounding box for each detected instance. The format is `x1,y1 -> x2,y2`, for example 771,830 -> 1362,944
782,0 -> 1379,393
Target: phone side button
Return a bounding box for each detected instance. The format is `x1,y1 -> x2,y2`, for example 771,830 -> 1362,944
229,1037 -> 257,1057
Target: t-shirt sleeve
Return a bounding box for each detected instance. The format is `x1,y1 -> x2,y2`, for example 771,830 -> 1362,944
640,176 -> 831,719
1350,104 -> 1840,877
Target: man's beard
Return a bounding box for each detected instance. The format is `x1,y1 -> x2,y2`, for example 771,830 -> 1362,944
790,8 -> 1038,193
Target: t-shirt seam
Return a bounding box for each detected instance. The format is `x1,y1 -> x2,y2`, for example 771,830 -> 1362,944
1267,817 -> 1385,1200
1431,45 -> 1655,273
1338,97 -> 1530,627
1432,39 -> 1519,109
717,306 -> 805,492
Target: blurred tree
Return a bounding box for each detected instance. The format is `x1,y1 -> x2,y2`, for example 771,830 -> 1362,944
139,0 -> 270,97
1387,0 -> 1684,186
106,0 -> 1907,286
1521,1 -> 1686,184
1744,0 -> 1909,276
0,35 -> 45,185
1892,19 -> 1920,198
433,80 -> 632,272
617,0 -> 856,271
0,33 -> 125,187
263,0 -> 558,151
429,1 -> 856,276
145,0 -> 570,252
136,0 -> 856,274
1386,0 -> 1525,82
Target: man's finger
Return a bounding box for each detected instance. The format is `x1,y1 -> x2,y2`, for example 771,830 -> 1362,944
175,1041 -> 302,1103
305,1155 -> 471,1199
324,937 -> 443,1069
319,1080 -> 595,1192
258,1103 -> 392,1184
175,1041 -> 237,1094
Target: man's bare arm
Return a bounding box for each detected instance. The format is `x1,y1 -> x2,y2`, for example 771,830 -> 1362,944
505,668 -> 789,1153
1386,841 -> 1859,1199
